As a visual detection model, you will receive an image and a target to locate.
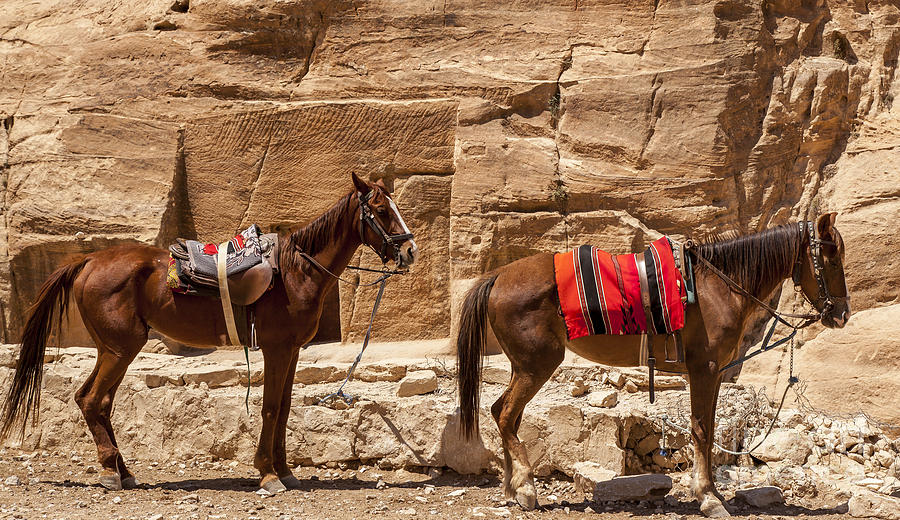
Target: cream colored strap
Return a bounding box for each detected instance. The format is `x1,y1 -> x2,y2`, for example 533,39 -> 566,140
217,242 -> 241,346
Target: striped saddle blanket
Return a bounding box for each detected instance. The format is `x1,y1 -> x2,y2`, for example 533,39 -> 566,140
554,237 -> 687,340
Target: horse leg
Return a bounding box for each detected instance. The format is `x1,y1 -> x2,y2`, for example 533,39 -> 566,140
98,379 -> 139,488
254,347 -> 292,494
74,350 -> 139,490
492,364 -> 560,510
688,365 -> 729,518
274,350 -> 301,489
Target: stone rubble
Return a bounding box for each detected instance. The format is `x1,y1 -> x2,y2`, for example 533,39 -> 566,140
2,344 -> 900,518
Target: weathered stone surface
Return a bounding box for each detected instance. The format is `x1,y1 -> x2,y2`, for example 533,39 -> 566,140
592,474 -> 672,503
740,305 -> 900,428
1,0 -> 899,422
572,461 -> 617,494
588,389 -> 618,409
848,491 -> 900,520
355,364 -> 407,383
734,486 -> 785,508
396,370 -> 438,397
751,430 -> 813,466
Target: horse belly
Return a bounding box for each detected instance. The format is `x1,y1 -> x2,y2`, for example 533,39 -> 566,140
566,334 -> 686,373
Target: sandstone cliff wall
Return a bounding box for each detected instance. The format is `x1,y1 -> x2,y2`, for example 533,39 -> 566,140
1,0 -> 897,352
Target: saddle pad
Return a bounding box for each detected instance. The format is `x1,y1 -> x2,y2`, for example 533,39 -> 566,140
554,237 -> 686,340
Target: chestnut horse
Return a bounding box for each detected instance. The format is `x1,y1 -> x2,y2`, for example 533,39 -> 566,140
457,214 -> 849,517
0,173 -> 417,494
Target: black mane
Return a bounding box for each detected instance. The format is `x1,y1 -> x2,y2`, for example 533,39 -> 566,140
696,224 -> 803,297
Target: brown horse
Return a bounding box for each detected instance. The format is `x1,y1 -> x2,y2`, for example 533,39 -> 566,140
457,214 -> 849,517
0,172 -> 417,493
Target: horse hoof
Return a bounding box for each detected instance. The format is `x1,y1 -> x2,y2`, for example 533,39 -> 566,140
700,496 -> 731,518
121,476 -> 140,489
99,472 -> 122,491
260,478 -> 287,495
279,475 -> 303,490
515,485 -> 537,510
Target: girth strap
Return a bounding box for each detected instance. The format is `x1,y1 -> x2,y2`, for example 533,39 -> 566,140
636,257 -> 657,404
217,242 -> 242,346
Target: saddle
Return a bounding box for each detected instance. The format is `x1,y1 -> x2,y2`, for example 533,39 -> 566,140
167,225 -> 280,306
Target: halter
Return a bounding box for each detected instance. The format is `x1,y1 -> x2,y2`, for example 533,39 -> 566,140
358,190 -> 414,265
791,220 -> 849,316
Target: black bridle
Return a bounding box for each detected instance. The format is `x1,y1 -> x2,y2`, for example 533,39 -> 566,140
358,190 -> 414,265
791,220 -> 849,317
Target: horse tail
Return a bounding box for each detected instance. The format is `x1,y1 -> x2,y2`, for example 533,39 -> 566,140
457,273 -> 498,440
0,257 -> 88,441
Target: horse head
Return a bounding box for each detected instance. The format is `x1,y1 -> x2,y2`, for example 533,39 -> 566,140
351,172 -> 418,269
793,212 -> 850,328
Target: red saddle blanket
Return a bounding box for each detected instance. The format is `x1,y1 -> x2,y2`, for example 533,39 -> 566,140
554,237 -> 686,340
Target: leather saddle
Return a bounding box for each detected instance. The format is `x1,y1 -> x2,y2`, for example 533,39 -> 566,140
169,225 -> 279,306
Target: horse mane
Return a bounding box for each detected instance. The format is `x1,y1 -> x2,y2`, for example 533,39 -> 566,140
695,224 -> 803,297
281,190 -> 357,270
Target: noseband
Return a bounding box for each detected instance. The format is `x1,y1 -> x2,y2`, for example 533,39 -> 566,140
358,190 -> 414,264
791,220 -> 848,315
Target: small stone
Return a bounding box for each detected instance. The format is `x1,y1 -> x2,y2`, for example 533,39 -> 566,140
4,475 -> 21,486
147,515 -> 164,520
447,489 -> 466,497
397,507 -> 417,515
587,389 -> 618,408
624,380 -> 639,393
112,496 -> 122,504
605,371 -> 625,388
376,479 -> 387,490
570,376 -> 589,397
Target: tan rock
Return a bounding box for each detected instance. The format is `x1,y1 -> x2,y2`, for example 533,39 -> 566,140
572,461 -> 617,494
751,430 -> 813,465
396,370 -> 438,397
588,389 -> 618,408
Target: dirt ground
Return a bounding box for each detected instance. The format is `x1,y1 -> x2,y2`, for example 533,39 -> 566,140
0,448 -> 871,520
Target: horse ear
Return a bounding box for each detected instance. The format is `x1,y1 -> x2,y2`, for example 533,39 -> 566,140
816,212 -> 837,240
351,172 -> 371,196
374,177 -> 389,192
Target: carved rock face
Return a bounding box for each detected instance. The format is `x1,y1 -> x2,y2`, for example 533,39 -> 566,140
0,1 -> 897,367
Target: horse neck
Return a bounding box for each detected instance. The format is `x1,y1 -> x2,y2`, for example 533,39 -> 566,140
698,225 -> 803,304
280,194 -> 362,289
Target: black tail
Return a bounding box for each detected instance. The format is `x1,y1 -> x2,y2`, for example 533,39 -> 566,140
0,258 -> 87,441
457,274 -> 498,440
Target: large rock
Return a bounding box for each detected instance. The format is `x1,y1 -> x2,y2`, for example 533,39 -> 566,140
750,430 -> 813,465
848,491 -> 900,520
592,474 -> 672,503
740,305 -> 900,428
734,486 -> 785,508
572,461 -> 617,494
396,370 -> 438,397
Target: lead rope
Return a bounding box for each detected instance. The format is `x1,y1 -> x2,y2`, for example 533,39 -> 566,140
293,249 -> 405,406
239,249 -> 404,414
318,275 -> 389,405
658,336 -> 798,457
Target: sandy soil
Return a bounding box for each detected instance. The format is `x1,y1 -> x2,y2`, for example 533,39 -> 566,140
0,448 -> 868,520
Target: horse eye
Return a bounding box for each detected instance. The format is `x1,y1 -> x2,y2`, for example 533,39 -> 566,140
376,207 -> 388,217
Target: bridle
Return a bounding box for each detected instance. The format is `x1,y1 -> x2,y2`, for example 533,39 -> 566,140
791,220 -> 849,317
358,189 -> 414,265
689,219 -> 849,374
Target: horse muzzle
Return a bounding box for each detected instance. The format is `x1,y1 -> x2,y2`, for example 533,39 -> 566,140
396,239 -> 418,269
822,300 -> 851,329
